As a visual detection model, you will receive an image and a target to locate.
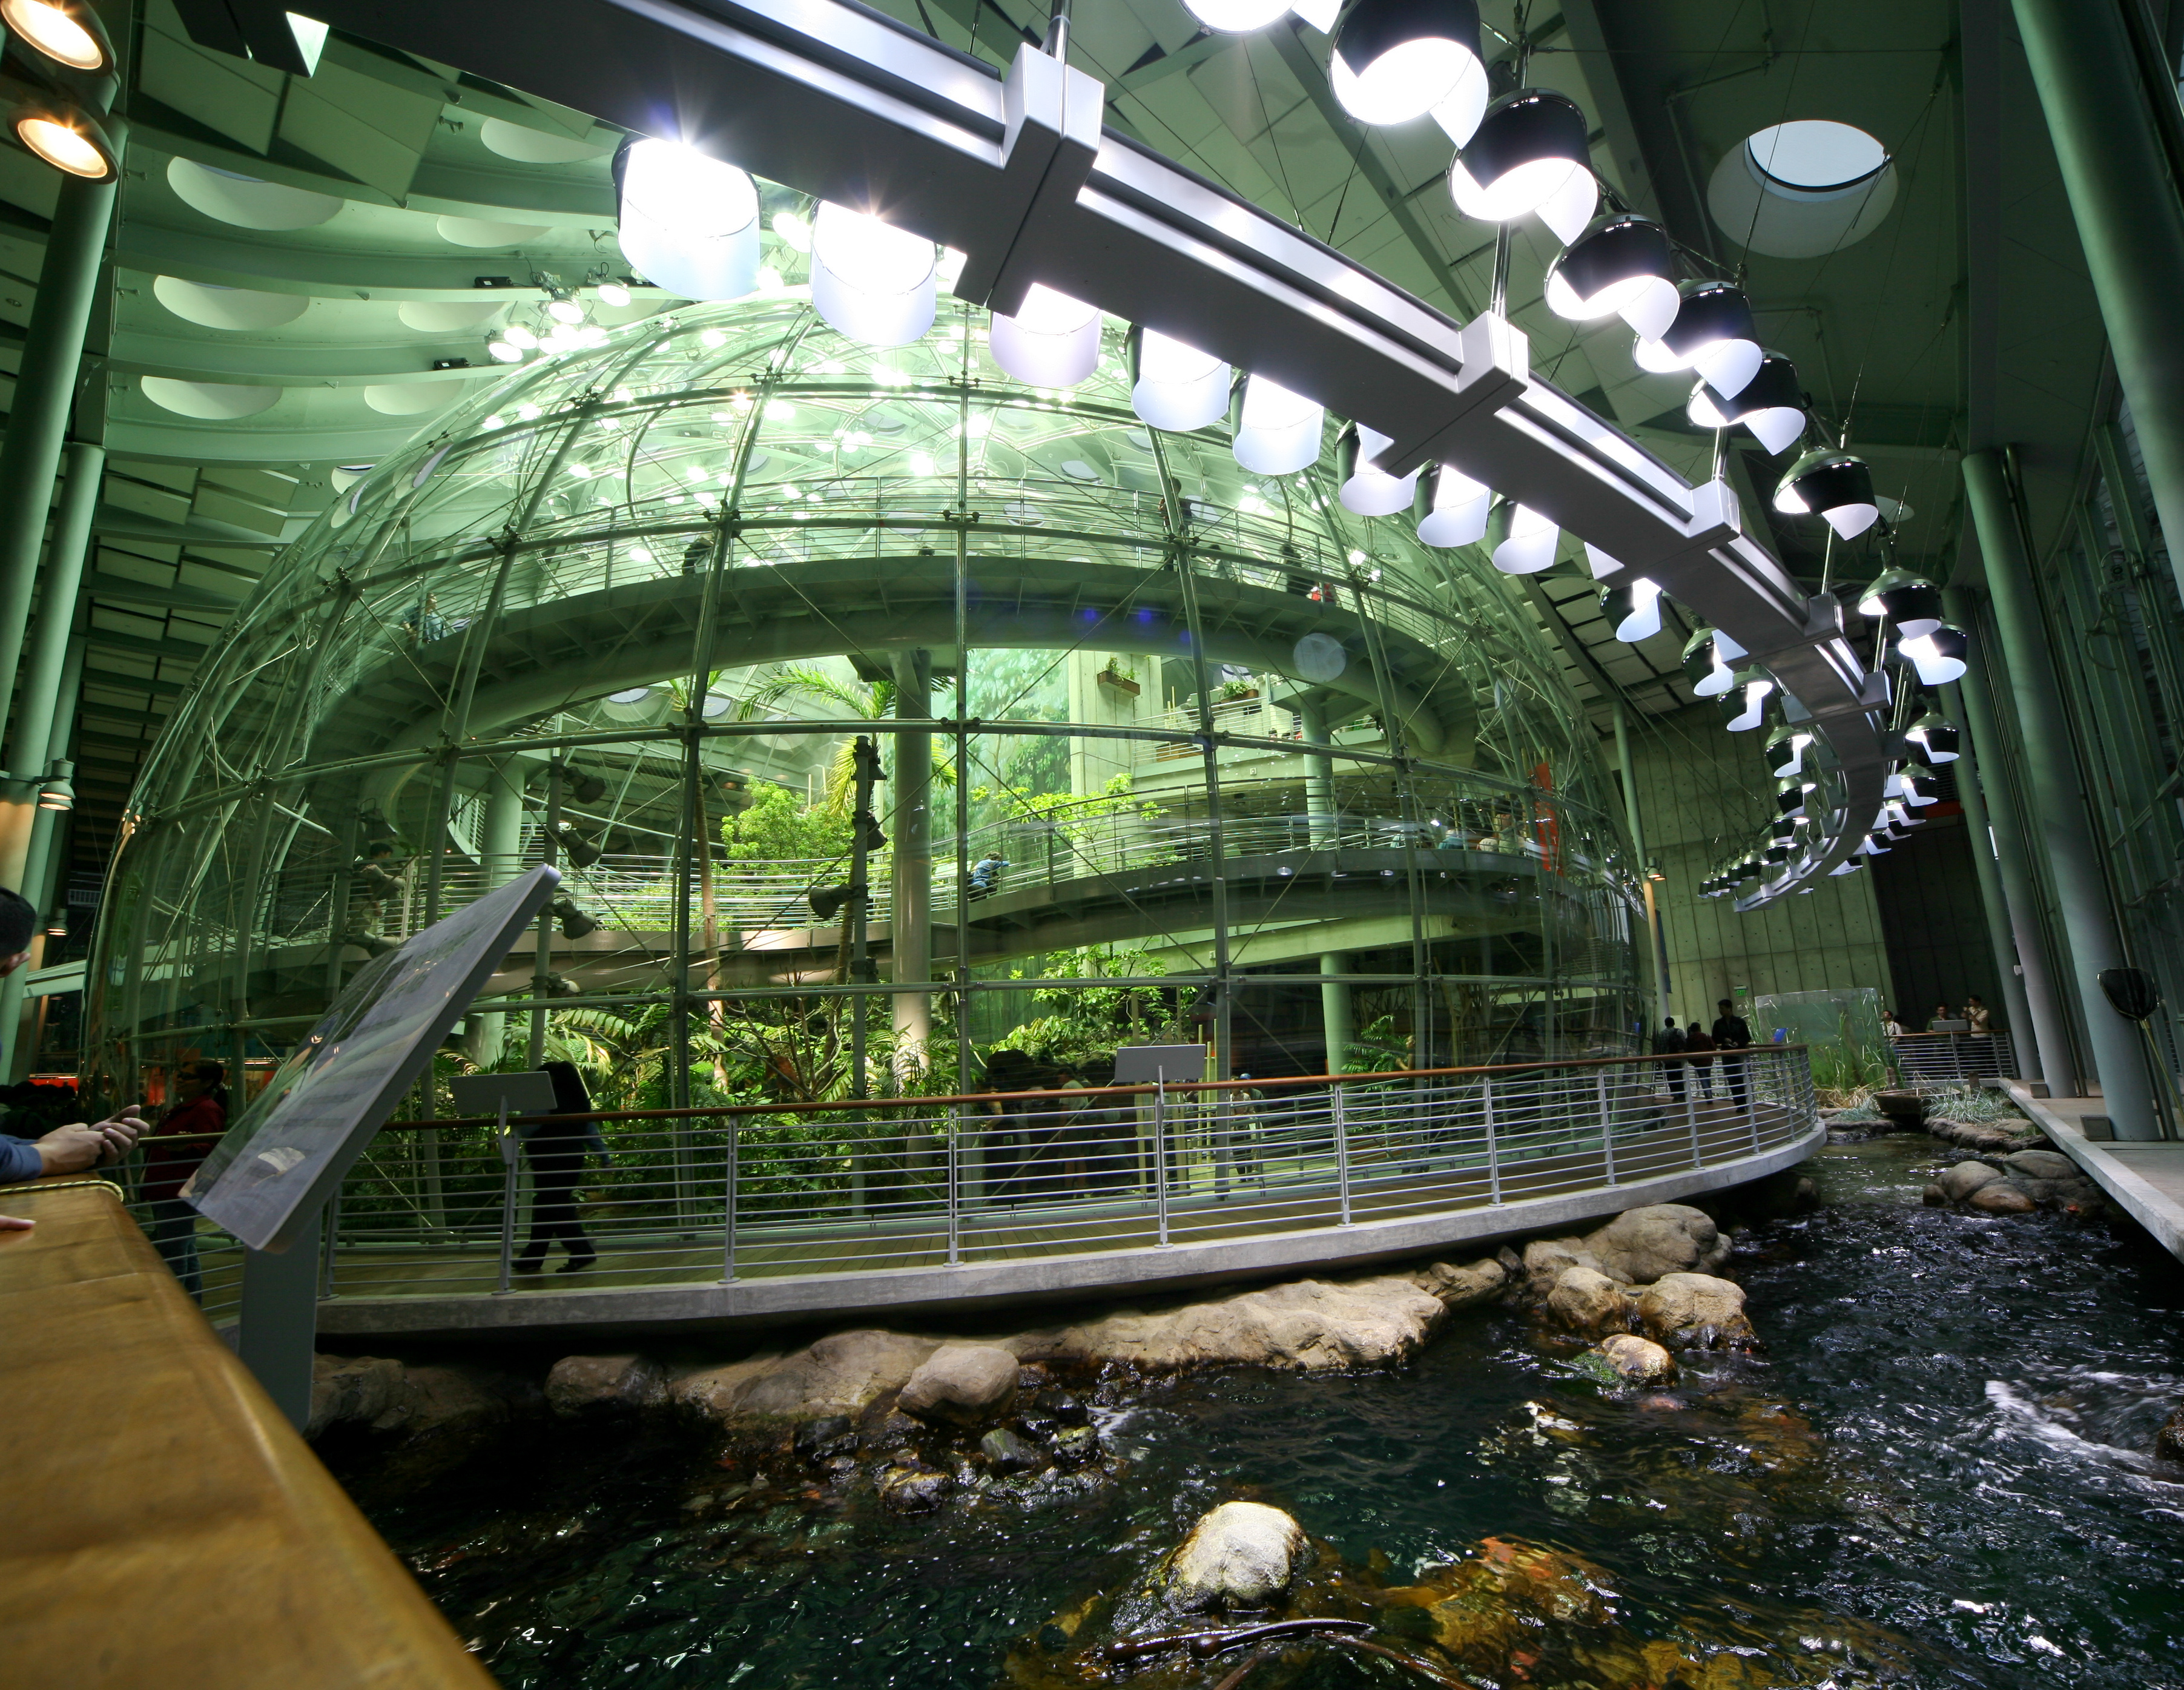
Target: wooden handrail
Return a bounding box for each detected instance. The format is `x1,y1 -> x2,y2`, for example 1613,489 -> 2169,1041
0,1175 -> 497,1688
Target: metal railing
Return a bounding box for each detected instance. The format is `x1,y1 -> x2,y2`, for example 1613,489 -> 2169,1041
145,1045 -> 1815,1327
1889,1031 -> 2018,1085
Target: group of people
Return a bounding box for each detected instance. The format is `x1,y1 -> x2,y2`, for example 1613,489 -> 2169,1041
1435,807 -> 1532,857
1649,999 -> 1757,1105
1881,997 -> 1994,1037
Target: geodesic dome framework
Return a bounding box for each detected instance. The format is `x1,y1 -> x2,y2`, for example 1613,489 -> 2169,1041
86,296 -> 1640,1104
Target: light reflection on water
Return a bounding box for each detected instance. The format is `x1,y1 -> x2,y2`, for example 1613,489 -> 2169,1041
366,1137 -> 2184,1688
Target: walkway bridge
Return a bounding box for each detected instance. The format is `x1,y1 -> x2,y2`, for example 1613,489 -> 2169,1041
160,1046 -> 1819,1346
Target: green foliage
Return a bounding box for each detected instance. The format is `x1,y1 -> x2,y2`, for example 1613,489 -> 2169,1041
1342,1013 -> 1410,1073
1808,1010 -> 1897,1108
1923,1081 -> 2031,1126
721,782 -> 853,866
992,943 -> 1173,1067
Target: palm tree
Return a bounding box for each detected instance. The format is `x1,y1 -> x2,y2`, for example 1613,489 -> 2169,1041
736,664 -> 954,814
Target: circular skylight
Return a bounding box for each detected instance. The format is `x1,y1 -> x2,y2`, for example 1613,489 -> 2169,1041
1744,121 -> 1887,192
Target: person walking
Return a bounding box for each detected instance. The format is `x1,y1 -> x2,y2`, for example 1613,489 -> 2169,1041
1712,998 -> 1753,1110
514,1060 -> 612,1276
1683,1020 -> 1717,1100
1652,1015 -> 1687,1102
140,1060 -> 229,1302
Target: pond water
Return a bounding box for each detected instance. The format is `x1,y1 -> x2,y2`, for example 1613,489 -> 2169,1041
365,1137 -> 2184,1688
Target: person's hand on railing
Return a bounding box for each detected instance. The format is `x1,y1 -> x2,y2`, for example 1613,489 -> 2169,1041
27,1105 -> 147,1175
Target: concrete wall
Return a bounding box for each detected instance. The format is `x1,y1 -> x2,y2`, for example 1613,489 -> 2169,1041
1868,810 -> 2005,1029
1621,704 -> 1893,1025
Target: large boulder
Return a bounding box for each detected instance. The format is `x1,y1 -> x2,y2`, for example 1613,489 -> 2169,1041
1637,1273 -> 1755,1351
308,1354 -> 404,1440
2002,1149 -> 2077,1183
1165,1502 -> 1307,1612
1411,1257 -> 1508,1309
1582,1204 -> 1729,1285
1521,1238 -> 1602,1299
1014,1275 -> 1445,1373
899,1344 -> 1020,1427
1595,1334 -> 1675,1385
668,1331 -> 937,1427
1936,1160 -> 2002,1203
1546,1267 -> 1633,1337
546,1354 -> 667,1416
1968,1183 -> 2036,1215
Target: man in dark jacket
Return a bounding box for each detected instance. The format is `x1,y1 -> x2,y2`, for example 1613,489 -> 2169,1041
1712,998 -> 1754,1109
1652,1015 -> 1687,1100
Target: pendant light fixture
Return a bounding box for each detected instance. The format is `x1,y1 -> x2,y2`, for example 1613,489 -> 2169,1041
1904,710 -> 1960,763
1336,423 -> 1420,515
1722,672 -> 1773,731
1775,777 -> 1809,818
35,759 -> 73,812
1774,448 -> 1880,539
1686,352 -> 1806,455
1,0 -> 113,70
988,283 -> 1101,388
1764,724 -> 1812,779
1415,463 -> 1491,547
1856,566 -> 1943,636
1130,326 -> 1232,432
1488,496 -> 1559,574
615,138 -> 760,303
1896,621 -> 1968,685
1331,0 -> 1487,138
1183,0 -> 1293,29
1634,280 -> 1761,398
11,101 -> 116,179
1681,625 -> 1746,698
1599,575 -> 1663,642
1543,213 -> 1679,340
1232,374 -> 1324,475
1448,88 -> 1597,244
810,201 -> 937,346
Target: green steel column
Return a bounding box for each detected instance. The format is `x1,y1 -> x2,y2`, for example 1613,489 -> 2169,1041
0,165 -> 120,738
1939,675 -> 2038,1074
1298,698 -> 1351,1072
464,755 -> 524,1066
2,633 -> 81,1079
890,649 -> 932,1089
1962,454 -> 2153,1131
2011,0 -> 2184,601
0,440 -> 101,891
1612,702 -> 1668,1019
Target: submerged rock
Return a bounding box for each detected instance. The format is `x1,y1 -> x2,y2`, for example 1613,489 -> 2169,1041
1051,1424 -> 1100,1469
1637,1273 -> 1755,1350
2157,1403 -> 2184,1463
308,1353 -> 404,1439
309,1354 -> 543,1484
1165,1501 -> 1306,1611
980,1425 -> 1044,1475
879,1465 -> 954,1513
1595,1333 -> 1675,1385
1548,1266 -> 1634,1337
900,1344 -> 1020,1426
1582,1204 -> 1729,1285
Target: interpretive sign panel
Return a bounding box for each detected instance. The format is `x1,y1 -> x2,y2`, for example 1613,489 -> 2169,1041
185,865 -> 560,1252
1112,1044 -> 1209,1085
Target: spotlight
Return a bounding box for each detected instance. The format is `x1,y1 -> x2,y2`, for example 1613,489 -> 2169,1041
551,897 -> 599,940
1635,280 -> 1761,398
988,283 -> 1100,388
1599,575 -> 1663,642
12,102 -> 116,180
614,136 -> 760,302
1905,710 -> 1960,763
0,0 -> 113,70
1896,622 -> 1968,686
1183,0 -> 1292,28
1232,373 -> 1324,476
1543,213 -> 1679,340
542,971 -> 582,998
1448,89 -> 1597,245
502,323 -> 538,351
809,882 -> 852,922
552,821 -> 602,868
486,335 -> 524,364
1129,325 -> 1232,432
1774,449 -> 1879,539
1414,463 -> 1491,547
1331,0 -> 1486,136
1488,497 -> 1557,575
810,201 -> 936,348
596,280 -> 632,308
1686,352 -> 1806,455
1336,423 -> 1419,516
35,759 -> 73,811
555,762 -> 608,805
546,291 -> 584,325
1856,566 -> 1944,636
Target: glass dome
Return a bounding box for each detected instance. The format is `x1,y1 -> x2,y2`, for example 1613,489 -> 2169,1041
85,295 -> 1640,1108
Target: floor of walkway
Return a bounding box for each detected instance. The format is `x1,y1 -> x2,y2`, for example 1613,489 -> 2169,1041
2005,1082 -> 2184,1261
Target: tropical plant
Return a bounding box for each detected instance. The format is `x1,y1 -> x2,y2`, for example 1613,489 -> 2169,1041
736,663 -> 954,815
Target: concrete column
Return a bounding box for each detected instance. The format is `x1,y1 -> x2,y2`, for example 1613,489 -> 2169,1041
891,650 -> 932,1089
464,756 -> 526,1066
1962,454 -> 2153,1132
0,167 -> 119,736
1298,697 -> 1351,1072
0,440 -> 101,890
1939,672 -> 2038,1075
1944,586 -> 2077,1095
2011,0 -> 2184,603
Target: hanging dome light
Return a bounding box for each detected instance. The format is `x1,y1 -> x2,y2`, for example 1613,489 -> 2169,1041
1,0 -> 113,70
1337,423 -> 1420,515
1415,463 -> 1491,547
485,334 -> 524,364
615,137 -> 760,303
1896,622 -> 1968,686
1184,0 -> 1293,28
35,759 -> 73,812
1599,575 -> 1663,642
596,280 -> 633,308
989,283 -> 1101,388
1764,724 -> 1812,779
1686,352 -> 1806,455
810,201 -> 937,347
1856,565 -> 1943,636
1775,776 -> 1809,818
1488,497 -> 1559,574
1722,672 -> 1773,731
1130,326 -> 1232,432
1681,625 -> 1746,698
12,101 -> 117,180
1543,214 -> 1680,340
1773,447 -> 1879,539
1331,0 -> 1487,137
546,289 -> 585,325
1634,279 -> 1761,397
1905,710 -> 1960,763
1232,374 -> 1325,475
1449,89 -> 1598,245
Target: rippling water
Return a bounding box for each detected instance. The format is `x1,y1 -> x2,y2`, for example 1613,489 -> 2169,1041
366,1137 -> 2184,1688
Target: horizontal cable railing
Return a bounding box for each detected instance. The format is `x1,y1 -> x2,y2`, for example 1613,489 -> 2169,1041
139,1045 -> 1815,1328
1889,1032 -> 2017,1086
